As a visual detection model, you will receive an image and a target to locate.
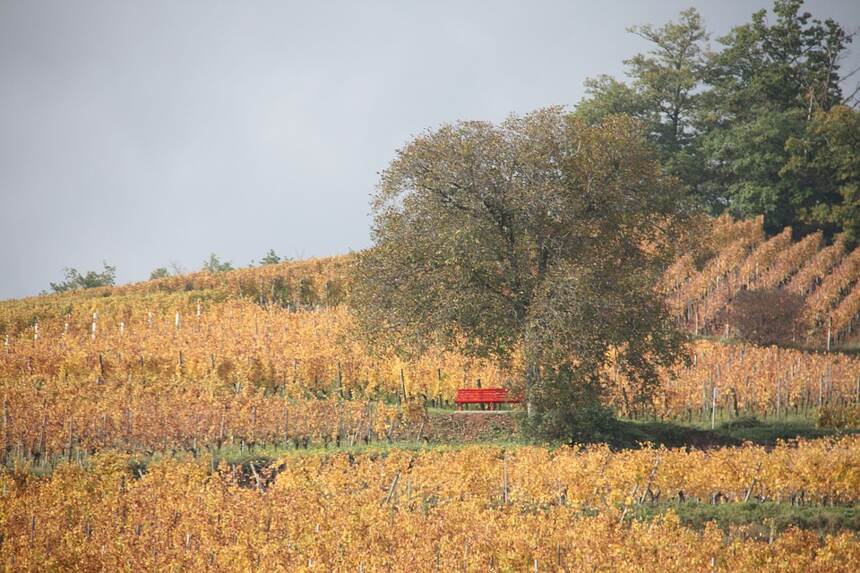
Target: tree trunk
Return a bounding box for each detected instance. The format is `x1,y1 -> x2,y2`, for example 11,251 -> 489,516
524,361 -> 539,417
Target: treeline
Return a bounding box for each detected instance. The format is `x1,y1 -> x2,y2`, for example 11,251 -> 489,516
577,0 -> 860,241
47,249 -> 290,294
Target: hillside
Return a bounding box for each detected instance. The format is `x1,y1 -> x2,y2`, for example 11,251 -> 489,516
0,254 -> 351,333
667,216 -> 860,348
2,216 -> 860,463
8,215 -> 860,348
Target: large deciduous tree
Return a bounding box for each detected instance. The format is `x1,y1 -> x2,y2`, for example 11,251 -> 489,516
577,1 -> 860,241
702,0 -> 854,235
783,106 -> 860,243
351,108 -> 689,440
576,8 -> 711,210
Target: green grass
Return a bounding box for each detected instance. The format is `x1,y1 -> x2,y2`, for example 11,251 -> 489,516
715,416 -> 846,444
202,438 -> 527,467
630,501 -> 860,536
427,402 -> 859,447
601,414 -> 858,449
9,413 -> 857,478
11,437 -> 530,478
609,420 -> 734,448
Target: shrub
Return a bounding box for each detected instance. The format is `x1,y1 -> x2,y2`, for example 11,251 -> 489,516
522,363 -> 619,444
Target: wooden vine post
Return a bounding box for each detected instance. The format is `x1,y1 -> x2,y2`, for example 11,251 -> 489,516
284,404 -> 290,449
710,386 -> 717,430
1,397 -> 7,466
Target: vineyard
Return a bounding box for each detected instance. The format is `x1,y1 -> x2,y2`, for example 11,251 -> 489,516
2,217 -> 860,570
666,216 -> 860,347
2,217 -> 860,464
2,440 -> 859,571
3,299 -> 860,463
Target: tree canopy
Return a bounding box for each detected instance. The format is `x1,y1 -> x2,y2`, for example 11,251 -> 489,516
577,0 -> 859,239
259,249 -> 282,265
49,262 -> 116,293
202,253 -> 233,274
149,267 -> 170,280
351,108 -> 689,439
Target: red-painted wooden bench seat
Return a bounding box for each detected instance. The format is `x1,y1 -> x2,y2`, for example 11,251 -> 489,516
454,388 -> 521,410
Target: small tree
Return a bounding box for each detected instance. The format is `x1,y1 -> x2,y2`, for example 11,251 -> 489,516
260,249 -> 282,265
149,267 -> 170,280
169,261 -> 187,276
351,108 -> 689,441
576,9 -> 711,210
727,288 -> 804,346
50,262 -> 116,293
202,253 -> 233,274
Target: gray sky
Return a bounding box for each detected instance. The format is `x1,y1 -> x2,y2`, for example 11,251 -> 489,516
2,1 -> 859,300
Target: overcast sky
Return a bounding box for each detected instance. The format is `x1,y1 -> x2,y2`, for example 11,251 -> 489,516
1,1 -> 858,300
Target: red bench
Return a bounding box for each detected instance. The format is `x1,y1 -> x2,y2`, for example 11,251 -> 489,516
454,388 -> 522,410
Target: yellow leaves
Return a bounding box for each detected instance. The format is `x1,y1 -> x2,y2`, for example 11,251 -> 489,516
5,263 -> 860,440
2,443 -> 860,571
609,339 -> 860,419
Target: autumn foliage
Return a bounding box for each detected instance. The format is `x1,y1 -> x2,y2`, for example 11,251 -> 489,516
2,440 -> 859,571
